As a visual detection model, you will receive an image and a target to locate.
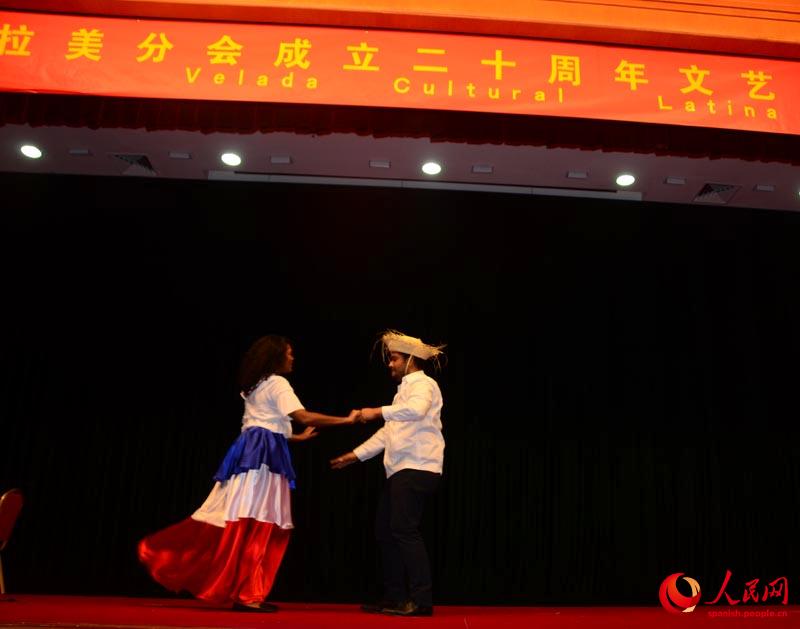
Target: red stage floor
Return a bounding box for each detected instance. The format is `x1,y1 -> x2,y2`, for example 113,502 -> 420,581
0,595 -> 797,628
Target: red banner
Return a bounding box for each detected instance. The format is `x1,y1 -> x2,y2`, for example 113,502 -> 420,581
1,10 -> 798,135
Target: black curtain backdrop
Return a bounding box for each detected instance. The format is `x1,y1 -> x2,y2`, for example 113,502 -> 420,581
1,171 -> 799,605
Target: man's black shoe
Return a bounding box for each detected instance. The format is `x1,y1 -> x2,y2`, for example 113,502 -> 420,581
380,600 -> 434,616
361,600 -> 400,614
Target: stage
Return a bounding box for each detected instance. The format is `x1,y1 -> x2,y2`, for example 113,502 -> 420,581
0,596 -> 797,628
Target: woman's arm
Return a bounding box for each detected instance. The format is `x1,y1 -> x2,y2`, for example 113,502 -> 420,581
289,408 -> 361,427
288,426 -> 317,443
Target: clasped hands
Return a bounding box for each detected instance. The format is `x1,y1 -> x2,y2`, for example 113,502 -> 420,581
328,407 -> 381,470
348,407 -> 382,424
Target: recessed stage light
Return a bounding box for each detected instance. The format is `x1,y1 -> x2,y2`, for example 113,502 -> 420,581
20,144 -> 42,159
567,170 -> 588,179
422,161 -> 442,175
369,159 -> 391,169
754,184 -> 775,192
616,173 -> 636,187
270,155 -> 292,165
220,152 -> 242,167
472,164 -> 493,174
665,176 -> 686,185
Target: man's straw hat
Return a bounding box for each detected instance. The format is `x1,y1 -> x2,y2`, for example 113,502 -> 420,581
381,330 -> 445,361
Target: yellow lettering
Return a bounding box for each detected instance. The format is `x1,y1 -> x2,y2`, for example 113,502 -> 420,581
394,77 -> 410,94
535,91 -> 545,102
512,88 -> 521,101
282,72 -> 294,88
423,82 -> 435,96
238,69 -> 245,86
657,95 -> 673,110
447,80 -> 453,96
257,75 -> 269,86
488,87 -> 500,100
684,100 -> 696,112
558,87 -> 563,103
213,73 -> 225,84
466,82 -> 476,98
706,99 -> 716,114
744,105 -> 756,118
306,77 -> 318,89
767,108 -> 777,119
186,67 -> 202,83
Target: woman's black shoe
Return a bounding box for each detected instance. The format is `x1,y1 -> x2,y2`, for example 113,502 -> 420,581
232,601 -> 278,613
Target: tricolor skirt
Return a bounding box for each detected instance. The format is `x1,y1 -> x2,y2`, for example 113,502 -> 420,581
138,427 -> 295,606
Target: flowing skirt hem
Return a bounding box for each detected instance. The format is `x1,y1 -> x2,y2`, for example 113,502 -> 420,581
138,516 -> 290,606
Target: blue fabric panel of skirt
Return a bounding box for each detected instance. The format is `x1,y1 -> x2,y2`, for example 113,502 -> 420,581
214,426 -> 297,489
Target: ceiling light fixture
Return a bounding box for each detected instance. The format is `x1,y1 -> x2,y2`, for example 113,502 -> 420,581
220,152 -> 242,167
567,170 -> 588,179
422,161 -> 442,175
369,159 -> 391,169
616,173 -> 636,187
472,164 -> 493,174
20,144 -> 42,159
270,155 -> 292,165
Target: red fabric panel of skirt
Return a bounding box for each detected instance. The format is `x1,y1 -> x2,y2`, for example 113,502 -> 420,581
138,517 -> 290,606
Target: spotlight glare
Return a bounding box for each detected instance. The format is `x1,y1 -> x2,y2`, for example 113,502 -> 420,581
221,152 -> 242,167
422,161 -> 442,176
616,173 -> 636,187
20,144 -> 42,159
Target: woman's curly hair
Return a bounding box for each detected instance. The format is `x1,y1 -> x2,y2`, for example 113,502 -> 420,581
238,335 -> 291,396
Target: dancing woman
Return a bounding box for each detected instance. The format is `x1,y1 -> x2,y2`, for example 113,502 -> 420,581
139,335 -> 360,612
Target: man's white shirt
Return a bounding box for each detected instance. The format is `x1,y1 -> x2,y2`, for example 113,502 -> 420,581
353,370 -> 444,478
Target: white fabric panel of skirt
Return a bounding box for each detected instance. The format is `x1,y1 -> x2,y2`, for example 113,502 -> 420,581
191,463 -> 294,529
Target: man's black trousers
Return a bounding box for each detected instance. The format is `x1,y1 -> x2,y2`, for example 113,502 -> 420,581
375,468 -> 441,607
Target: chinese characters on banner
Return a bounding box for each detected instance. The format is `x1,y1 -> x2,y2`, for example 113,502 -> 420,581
1,10 -> 798,135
